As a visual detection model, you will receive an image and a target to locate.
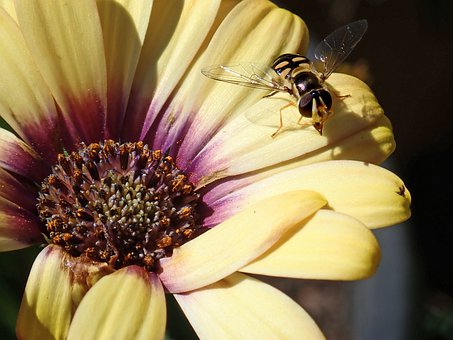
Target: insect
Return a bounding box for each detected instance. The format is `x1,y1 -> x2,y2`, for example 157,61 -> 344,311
201,19 -> 368,136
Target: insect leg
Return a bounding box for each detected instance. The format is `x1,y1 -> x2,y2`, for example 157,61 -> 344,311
271,102 -> 297,138
331,89 -> 350,99
263,90 -> 279,98
297,116 -> 311,126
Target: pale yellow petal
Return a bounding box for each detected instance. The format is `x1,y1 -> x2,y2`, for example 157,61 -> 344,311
0,8 -> 59,155
208,115 -> 394,184
15,0 -> 107,142
280,115 -> 395,166
17,245 -> 112,340
0,129 -> 48,181
174,272 -> 325,339
124,0 -> 221,140
0,0 -> 16,21
175,0 -> 307,165
0,197 -> 42,251
205,160 -> 411,229
193,74 -> 389,184
159,190 -> 326,293
16,246 -> 73,340
97,0 -> 151,43
67,266 -> 166,340
96,0 -> 153,135
241,210 -> 381,280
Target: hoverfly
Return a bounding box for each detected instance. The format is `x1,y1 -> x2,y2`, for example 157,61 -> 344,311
201,19 -> 368,136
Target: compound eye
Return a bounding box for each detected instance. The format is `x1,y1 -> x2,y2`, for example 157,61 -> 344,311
298,93 -> 314,118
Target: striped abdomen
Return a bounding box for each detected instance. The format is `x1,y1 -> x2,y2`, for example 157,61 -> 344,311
272,53 -> 311,79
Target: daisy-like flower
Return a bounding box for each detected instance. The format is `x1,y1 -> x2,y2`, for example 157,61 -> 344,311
0,0 -> 411,339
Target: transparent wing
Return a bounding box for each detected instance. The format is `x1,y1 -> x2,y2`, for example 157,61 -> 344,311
201,63 -> 291,93
314,19 -> 368,80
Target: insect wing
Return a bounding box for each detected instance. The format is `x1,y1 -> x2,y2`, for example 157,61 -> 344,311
201,63 -> 290,93
314,19 -> 368,79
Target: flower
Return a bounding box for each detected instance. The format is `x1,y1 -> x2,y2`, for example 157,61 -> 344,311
0,0 -> 411,339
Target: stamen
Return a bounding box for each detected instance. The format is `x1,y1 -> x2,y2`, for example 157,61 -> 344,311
37,140 -> 204,272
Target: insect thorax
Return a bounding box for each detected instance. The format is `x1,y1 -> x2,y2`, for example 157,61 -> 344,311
292,71 -> 324,97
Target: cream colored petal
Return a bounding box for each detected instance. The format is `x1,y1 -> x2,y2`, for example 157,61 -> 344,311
16,245 -> 110,340
0,129 -> 48,181
16,245 -> 112,340
96,0 -> 153,136
0,8 -> 59,157
15,0 -> 107,142
159,190 -> 326,293
0,197 -> 42,251
0,167 -> 36,211
148,0 -> 242,150
204,115 -> 394,184
123,0 -> 221,141
174,0 -> 307,167
279,115 -> 395,166
67,266 -> 166,340
16,245 -> 109,340
174,272 -> 325,339
0,0 -> 16,21
16,246 -> 73,340
204,160 -> 411,229
241,210 -> 380,280
191,73 -> 390,184
324,73 -> 388,138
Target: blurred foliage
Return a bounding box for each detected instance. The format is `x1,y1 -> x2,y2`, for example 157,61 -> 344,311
0,246 -> 41,339
166,295 -> 198,340
422,294 -> 453,340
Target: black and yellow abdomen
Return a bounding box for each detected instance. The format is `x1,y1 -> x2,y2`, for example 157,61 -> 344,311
272,53 -> 311,79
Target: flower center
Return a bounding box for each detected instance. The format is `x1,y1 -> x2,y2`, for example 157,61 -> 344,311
37,140 -> 203,272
